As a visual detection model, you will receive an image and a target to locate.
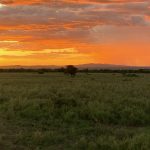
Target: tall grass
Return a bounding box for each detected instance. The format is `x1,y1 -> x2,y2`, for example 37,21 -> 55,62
0,73 -> 149,149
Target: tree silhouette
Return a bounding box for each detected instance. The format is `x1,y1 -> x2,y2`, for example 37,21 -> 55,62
65,65 -> 78,76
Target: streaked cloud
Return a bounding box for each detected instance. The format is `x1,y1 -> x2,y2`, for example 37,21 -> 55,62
0,40 -> 19,43
0,0 -> 150,66
0,48 -> 77,56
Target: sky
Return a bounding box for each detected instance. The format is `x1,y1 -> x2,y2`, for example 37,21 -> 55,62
0,0 -> 150,66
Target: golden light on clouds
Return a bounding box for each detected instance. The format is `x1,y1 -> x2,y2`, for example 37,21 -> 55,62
0,48 -> 77,57
0,3 -> 6,10
0,41 -> 19,43
0,0 -> 150,66
0,4 -> 4,8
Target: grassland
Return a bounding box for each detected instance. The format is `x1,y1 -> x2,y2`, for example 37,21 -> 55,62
0,72 -> 149,150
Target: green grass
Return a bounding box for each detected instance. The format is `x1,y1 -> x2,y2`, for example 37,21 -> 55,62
0,73 -> 149,149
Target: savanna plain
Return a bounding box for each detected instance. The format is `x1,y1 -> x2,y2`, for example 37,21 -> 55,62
0,73 -> 149,150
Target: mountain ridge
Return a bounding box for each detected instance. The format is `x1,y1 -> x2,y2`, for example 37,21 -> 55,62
0,64 -> 150,70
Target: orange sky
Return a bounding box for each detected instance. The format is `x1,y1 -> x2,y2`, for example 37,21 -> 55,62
0,0 -> 150,66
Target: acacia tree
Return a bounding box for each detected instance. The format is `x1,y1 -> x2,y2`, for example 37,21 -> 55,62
64,65 -> 78,76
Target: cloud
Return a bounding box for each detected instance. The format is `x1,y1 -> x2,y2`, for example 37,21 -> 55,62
0,0 -> 146,5
0,48 -> 77,57
0,0 -> 150,65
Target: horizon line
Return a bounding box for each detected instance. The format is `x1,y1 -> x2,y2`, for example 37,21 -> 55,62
0,63 -> 150,68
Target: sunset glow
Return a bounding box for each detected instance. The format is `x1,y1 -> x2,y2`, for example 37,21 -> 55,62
0,0 -> 150,66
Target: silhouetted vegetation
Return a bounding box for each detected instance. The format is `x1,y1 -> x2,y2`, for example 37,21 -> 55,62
38,69 -> 45,74
0,68 -> 150,74
82,68 -> 89,74
64,65 -> 78,76
79,69 -> 150,74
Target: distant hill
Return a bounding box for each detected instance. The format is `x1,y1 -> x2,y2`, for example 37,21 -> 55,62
76,63 -> 150,70
0,65 -> 60,69
0,64 -> 150,70
76,63 -> 129,70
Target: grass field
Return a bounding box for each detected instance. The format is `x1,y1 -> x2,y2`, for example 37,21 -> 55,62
0,73 -> 149,150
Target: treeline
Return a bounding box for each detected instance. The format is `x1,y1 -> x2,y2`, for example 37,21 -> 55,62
79,69 -> 150,74
0,68 -> 150,73
0,68 -> 62,73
